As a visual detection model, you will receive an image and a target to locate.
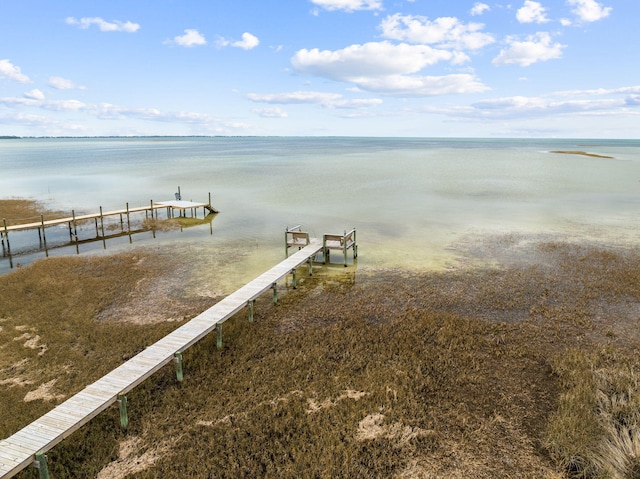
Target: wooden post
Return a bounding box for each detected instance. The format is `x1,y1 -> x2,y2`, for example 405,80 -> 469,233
322,235 -> 329,264
272,283 -> 278,304
308,257 -> 313,276
353,228 -> 358,258
99,207 -> 106,249
3,218 -> 11,255
343,230 -> 348,267
292,269 -> 297,289
126,202 -> 131,232
33,452 -> 51,479
285,227 -> 289,258
41,215 -> 48,257
216,323 -> 222,349
174,353 -> 183,382
248,300 -> 255,322
72,210 -> 79,254
117,393 -> 128,429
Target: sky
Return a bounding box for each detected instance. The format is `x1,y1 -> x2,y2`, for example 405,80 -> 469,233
0,0 -> 637,138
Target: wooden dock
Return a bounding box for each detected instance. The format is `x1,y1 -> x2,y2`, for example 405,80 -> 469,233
0,240 -> 324,478
1,194 -> 218,267
2,196 -> 216,237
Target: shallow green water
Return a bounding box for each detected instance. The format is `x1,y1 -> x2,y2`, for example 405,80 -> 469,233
2,137 -> 640,287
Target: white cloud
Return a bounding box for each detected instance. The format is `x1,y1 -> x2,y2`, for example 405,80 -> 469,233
0,96 -> 87,111
233,32 -> 260,50
550,85 -> 640,97
0,94 -> 251,134
247,91 -> 343,106
310,0 -> 383,12
429,85 -> 640,121
469,95 -> 622,118
66,17 -> 140,33
293,42 -> 459,80
331,98 -> 383,108
0,113 -> 89,133
470,3 -> 490,16
24,89 -> 45,100
0,59 -> 31,83
291,41 -> 489,96
48,76 -> 85,90
379,14 -> 495,50
516,1 -> 550,23
492,32 -> 565,67
217,32 -> 260,50
567,0 -> 612,22
171,29 -> 207,47
252,107 -> 288,118
246,91 -> 383,108
352,74 -> 490,96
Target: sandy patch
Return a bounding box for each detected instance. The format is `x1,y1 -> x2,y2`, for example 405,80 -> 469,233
13,330 -> 48,356
306,389 -> 368,413
96,436 -> 168,479
0,377 -> 34,387
24,379 -> 65,402
356,413 -> 433,446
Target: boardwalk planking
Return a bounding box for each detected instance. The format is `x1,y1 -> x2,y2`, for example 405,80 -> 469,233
2,200 -> 213,233
0,240 -> 323,478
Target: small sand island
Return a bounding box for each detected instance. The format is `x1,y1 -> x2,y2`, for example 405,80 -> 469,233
550,150 -> 614,159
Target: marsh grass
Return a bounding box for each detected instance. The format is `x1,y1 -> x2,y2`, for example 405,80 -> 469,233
3,201 -> 640,478
0,199 -> 67,226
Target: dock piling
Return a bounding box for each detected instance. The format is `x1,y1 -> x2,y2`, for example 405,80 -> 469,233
3,218 -> 11,255
99,207 -> 106,248
117,394 -> 128,429
41,215 -> 48,257
174,353 -> 184,382
248,300 -> 255,322
33,452 -> 50,479
72,210 -> 79,254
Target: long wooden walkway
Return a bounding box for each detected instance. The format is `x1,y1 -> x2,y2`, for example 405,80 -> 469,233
2,198 -> 217,234
0,241 -> 323,478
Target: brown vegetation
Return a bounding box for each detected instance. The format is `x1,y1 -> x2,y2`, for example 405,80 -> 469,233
550,150 -> 614,159
3,200 -> 640,478
0,199 -> 68,226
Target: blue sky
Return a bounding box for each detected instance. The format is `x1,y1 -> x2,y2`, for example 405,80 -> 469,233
0,0 -> 637,138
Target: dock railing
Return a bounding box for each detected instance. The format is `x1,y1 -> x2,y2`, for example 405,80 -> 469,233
323,228 -> 357,267
285,225 -> 310,258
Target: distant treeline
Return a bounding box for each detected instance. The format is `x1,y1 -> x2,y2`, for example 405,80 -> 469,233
0,136 -> 20,139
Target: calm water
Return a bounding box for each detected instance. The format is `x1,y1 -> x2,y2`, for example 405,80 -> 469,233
2,137 -> 640,289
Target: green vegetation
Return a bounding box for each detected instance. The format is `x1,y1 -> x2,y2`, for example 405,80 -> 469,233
3,200 -> 640,478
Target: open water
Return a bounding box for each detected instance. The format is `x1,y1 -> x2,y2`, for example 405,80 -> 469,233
2,137 -> 640,288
